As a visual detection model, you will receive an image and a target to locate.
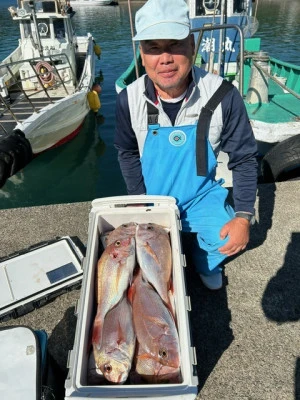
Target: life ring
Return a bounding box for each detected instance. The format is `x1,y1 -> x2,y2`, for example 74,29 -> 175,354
35,61 -> 55,87
261,134 -> 300,182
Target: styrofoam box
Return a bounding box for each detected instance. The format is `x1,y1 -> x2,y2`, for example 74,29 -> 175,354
65,196 -> 198,399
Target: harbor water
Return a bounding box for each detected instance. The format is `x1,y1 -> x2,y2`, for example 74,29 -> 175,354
0,0 -> 299,209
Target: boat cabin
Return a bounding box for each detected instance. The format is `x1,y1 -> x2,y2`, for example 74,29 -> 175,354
5,0 -> 79,94
187,0 -> 256,73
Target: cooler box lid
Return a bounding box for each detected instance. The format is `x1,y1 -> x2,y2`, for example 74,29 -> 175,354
0,236 -> 84,322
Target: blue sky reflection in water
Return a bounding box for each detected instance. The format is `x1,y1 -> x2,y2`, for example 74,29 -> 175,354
0,0 -> 299,208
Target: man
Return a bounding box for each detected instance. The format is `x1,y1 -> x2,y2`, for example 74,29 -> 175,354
114,0 -> 258,290
64,1 -> 73,15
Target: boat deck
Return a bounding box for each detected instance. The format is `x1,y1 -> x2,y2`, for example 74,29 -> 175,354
245,80 -> 300,123
0,88 -> 63,135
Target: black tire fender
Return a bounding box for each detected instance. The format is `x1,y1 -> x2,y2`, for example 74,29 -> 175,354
261,134 -> 300,182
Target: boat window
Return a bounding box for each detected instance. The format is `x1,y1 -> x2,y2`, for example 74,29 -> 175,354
40,1 -> 56,12
22,20 -> 32,38
21,1 -> 33,13
22,1 -> 56,13
195,0 -> 206,16
34,2 -> 44,12
36,19 -> 50,38
54,19 -> 66,39
195,0 -> 221,16
234,0 -> 247,13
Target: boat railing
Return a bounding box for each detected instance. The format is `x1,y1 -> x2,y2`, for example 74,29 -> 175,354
191,23 -> 245,95
0,53 -> 77,126
77,35 -> 94,91
192,24 -> 300,101
248,57 -> 300,100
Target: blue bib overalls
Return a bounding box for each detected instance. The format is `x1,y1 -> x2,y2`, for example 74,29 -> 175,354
141,121 -> 234,276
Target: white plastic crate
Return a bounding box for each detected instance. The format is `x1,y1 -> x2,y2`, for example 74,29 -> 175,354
65,195 -> 198,399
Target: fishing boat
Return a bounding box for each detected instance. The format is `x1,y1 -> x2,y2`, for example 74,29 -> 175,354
0,0 -> 98,156
115,0 -> 300,184
70,0 -> 117,6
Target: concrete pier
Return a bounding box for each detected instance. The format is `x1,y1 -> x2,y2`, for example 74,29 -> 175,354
0,181 -> 299,399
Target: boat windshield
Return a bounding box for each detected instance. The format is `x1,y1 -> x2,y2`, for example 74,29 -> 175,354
22,20 -> 32,38
54,19 -> 66,39
194,0 -> 249,16
21,19 -> 66,40
233,0 -> 248,13
21,1 -> 57,13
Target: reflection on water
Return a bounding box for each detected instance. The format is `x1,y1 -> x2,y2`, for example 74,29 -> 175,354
254,0 -> 300,64
0,0 -> 299,208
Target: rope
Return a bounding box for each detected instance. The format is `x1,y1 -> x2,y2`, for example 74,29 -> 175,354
35,61 -> 56,87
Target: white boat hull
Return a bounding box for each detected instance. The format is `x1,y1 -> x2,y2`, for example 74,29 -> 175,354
16,91 -> 91,154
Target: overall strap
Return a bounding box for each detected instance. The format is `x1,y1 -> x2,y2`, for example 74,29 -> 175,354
147,101 -> 159,125
145,75 -> 159,125
196,79 -> 233,176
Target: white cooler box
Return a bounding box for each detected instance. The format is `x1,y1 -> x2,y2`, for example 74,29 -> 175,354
65,195 -> 198,399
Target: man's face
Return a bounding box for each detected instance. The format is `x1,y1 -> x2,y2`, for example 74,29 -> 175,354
140,35 -> 195,98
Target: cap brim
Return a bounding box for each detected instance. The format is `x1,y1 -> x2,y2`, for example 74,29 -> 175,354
133,23 -> 190,41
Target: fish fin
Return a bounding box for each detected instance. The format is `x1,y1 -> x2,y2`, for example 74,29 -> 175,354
146,315 -> 170,333
128,269 -> 141,303
168,277 -> 174,293
127,283 -> 135,304
142,242 -> 160,265
166,291 -> 176,322
91,308 -> 103,347
130,264 -> 139,285
91,320 -> 102,347
137,352 -> 152,361
116,319 -> 127,347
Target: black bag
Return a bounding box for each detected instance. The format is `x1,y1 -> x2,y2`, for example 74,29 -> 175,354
0,129 -> 33,188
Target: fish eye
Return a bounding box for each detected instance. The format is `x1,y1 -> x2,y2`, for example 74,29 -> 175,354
159,347 -> 168,359
104,363 -> 112,374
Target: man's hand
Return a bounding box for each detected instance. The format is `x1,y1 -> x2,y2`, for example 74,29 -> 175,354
218,217 -> 250,256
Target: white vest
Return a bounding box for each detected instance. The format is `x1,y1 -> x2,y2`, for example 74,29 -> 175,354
127,66 -> 224,157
